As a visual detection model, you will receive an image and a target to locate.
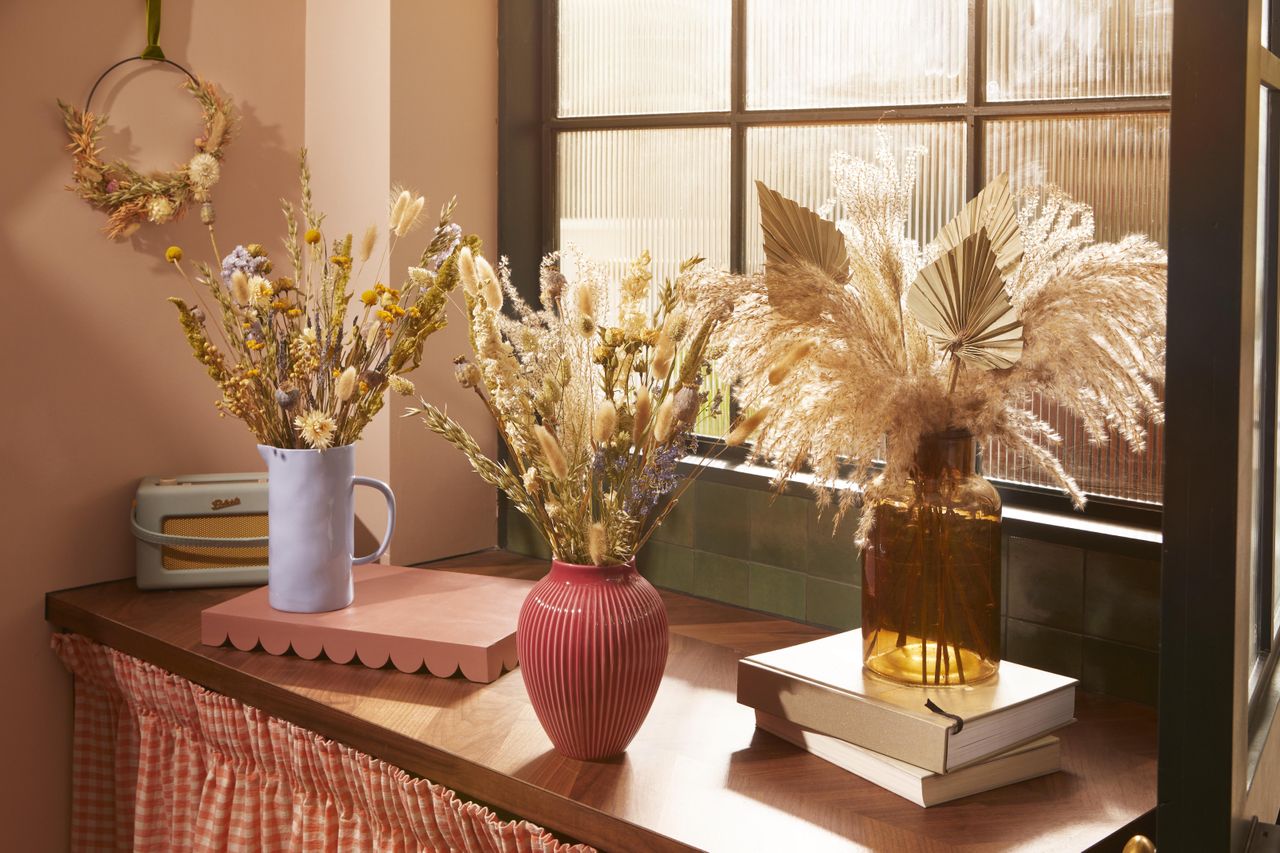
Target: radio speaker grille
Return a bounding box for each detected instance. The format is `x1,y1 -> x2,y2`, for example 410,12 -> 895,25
161,513 -> 268,570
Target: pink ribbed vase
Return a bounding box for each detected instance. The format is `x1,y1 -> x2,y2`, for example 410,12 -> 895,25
517,558 -> 669,760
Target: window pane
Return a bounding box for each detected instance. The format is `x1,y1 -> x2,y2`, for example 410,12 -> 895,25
558,129 -> 732,434
982,113 -> 1169,503
557,0 -> 731,117
744,122 -> 967,271
986,0 -> 1173,101
746,0 -> 967,110
984,113 -> 1170,244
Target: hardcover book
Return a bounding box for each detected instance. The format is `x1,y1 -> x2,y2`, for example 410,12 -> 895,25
737,629 -> 1076,773
756,710 -> 1062,807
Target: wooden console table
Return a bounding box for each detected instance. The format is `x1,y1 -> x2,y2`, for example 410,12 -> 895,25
46,550 -> 1156,852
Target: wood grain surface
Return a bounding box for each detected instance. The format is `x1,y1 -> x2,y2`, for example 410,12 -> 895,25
46,549 -> 1156,852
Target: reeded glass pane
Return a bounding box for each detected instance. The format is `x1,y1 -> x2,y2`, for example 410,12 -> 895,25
986,0 -> 1173,101
982,114 -> 1168,503
746,0 -> 967,109
557,0 -> 731,117
984,113 -> 1169,244
558,129 -> 731,434
744,123 -> 966,271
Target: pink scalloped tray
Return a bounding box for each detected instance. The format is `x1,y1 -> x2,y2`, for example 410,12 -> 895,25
200,565 -> 535,683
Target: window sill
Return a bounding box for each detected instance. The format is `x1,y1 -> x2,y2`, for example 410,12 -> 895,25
680,452 -> 1163,560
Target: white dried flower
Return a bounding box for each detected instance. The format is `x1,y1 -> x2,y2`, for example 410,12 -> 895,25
147,196 -> 175,224
335,366 -> 358,402
295,410 -> 338,449
187,153 -> 220,192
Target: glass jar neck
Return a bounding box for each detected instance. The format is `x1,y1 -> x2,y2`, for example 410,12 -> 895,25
910,429 -> 976,480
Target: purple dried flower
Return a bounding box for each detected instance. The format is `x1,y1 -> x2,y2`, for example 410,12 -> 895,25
220,245 -> 270,284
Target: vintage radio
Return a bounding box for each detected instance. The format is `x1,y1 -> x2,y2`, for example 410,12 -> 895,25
132,473 -> 269,589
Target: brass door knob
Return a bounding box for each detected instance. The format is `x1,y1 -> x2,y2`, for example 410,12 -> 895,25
1122,836 -> 1155,853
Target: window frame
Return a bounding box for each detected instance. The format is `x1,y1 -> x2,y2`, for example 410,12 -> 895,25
499,0 -> 1169,535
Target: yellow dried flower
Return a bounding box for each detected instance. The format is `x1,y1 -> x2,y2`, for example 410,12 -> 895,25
376,309 -> 394,322
287,307 -> 302,317
592,401 -> 618,445
245,339 -> 265,351
361,290 -> 377,306
330,255 -> 352,268
304,228 -> 321,245
165,246 -> 183,263
247,244 -> 267,257
534,424 -> 569,480
335,366 -> 358,402
295,410 -> 338,449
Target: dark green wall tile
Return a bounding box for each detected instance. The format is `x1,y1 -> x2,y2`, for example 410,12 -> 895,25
694,481 -> 753,559
1085,551 -> 1160,650
505,505 -> 552,561
1006,617 -> 1083,679
692,551 -> 751,607
652,490 -> 696,547
637,540 -> 699,595
749,491 -> 809,570
806,501 -> 861,584
806,577 -> 860,630
1082,637 -> 1158,705
748,562 -> 807,620
1006,537 -> 1084,632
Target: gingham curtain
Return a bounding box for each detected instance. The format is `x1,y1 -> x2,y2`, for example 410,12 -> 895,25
51,634 -> 592,853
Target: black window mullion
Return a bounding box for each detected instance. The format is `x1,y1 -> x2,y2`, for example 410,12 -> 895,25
730,0 -> 746,275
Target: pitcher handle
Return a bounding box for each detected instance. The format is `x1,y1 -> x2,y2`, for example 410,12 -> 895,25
352,476 -> 396,565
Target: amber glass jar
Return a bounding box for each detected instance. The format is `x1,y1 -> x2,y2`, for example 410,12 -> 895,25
862,429 -> 1001,686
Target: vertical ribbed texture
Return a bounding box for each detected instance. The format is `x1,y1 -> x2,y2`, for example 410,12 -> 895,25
986,0 -> 1173,101
558,128 -> 732,435
746,0 -> 967,109
981,113 -> 1167,503
517,560 -> 669,760
744,122 -> 966,271
558,0 -> 731,117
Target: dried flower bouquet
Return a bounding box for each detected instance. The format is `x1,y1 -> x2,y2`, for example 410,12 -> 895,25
408,250 -> 767,566
693,147 -> 1167,535
166,150 -> 472,449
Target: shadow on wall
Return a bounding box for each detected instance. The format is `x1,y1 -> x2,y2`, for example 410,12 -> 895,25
0,1 -> 307,849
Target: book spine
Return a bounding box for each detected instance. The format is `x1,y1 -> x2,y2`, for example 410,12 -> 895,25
737,660 -> 949,773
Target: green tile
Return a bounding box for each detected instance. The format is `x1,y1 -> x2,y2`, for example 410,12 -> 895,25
694,481 -> 753,559
806,577 -> 860,630
1082,637 -> 1158,705
651,490 -> 696,546
503,505 -> 551,561
692,552 -> 751,608
749,491 -> 809,570
1005,617 -> 1083,679
748,562 -> 807,620
1006,536 -> 1084,632
1084,551 -> 1160,650
637,540 -> 699,595
806,500 -> 862,584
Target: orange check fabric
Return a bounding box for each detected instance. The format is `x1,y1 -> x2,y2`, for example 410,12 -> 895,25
52,634 -> 593,853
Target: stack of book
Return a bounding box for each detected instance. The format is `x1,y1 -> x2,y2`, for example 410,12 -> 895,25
738,629 -> 1077,807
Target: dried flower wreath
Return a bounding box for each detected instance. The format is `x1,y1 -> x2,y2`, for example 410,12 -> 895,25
59,77 -> 234,240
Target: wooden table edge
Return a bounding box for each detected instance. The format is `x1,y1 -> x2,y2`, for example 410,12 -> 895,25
45,589 -> 697,853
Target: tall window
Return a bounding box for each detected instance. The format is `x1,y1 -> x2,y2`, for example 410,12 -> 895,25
547,0 -> 1172,506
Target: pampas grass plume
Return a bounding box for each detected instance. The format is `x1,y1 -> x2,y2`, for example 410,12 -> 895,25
593,400 -> 617,444
476,255 -> 503,309
335,366 -> 358,402
230,270 -> 250,304
633,386 -> 652,446
726,406 -> 770,447
588,522 -> 608,565
359,225 -> 378,263
651,331 -> 675,381
458,247 -> 479,297
768,339 -> 816,385
654,394 -> 677,443
534,424 -> 569,480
